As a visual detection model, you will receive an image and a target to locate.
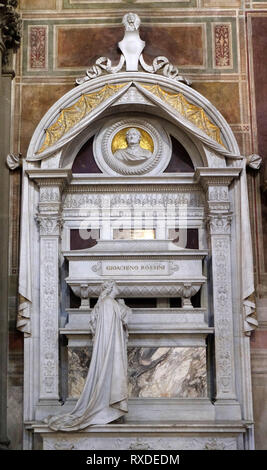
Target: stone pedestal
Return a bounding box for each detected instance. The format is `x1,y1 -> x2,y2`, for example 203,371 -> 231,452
31,422 -> 246,450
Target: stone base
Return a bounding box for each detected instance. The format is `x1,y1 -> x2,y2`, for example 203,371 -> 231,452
35,398 -> 215,422
214,400 -> 242,421
30,422 -> 247,450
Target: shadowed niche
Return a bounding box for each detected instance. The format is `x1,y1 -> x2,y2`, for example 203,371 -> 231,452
72,136 -> 102,174
164,136 -> 194,173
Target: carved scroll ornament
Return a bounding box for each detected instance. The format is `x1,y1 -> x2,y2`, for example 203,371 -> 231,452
76,13 -> 191,87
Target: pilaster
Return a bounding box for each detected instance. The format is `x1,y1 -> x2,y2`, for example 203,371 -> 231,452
195,167 -> 242,420
28,170 -> 71,402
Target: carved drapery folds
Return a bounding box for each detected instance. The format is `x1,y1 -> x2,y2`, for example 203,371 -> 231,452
16,296 -> 31,337
243,296 -> 258,336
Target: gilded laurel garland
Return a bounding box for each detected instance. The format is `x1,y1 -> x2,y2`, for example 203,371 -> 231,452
37,84 -> 127,154
140,84 -> 224,147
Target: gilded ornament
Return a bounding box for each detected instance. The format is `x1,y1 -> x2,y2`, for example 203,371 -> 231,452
37,84 -> 127,154
111,127 -> 154,154
140,84 -> 224,147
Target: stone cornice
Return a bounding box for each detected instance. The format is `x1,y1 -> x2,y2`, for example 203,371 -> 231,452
27,169 -> 72,187
194,167 -> 242,190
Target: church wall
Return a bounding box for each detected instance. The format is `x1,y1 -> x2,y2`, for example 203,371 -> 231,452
6,0 -> 267,449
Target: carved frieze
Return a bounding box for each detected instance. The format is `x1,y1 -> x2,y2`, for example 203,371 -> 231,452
43,435 -> 237,451
208,187 -> 229,202
39,186 -> 61,203
63,191 -> 205,210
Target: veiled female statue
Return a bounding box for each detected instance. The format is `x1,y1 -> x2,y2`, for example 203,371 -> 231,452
47,280 -> 130,431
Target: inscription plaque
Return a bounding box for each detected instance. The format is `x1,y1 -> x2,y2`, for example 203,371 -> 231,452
102,260 -> 171,276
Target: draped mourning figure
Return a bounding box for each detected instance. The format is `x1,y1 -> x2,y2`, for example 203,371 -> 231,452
114,128 -> 153,165
47,280 -> 130,431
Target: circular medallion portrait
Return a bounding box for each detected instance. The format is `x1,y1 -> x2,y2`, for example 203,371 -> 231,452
93,118 -> 172,176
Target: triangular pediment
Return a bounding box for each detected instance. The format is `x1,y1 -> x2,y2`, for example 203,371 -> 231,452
28,77 -> 238,162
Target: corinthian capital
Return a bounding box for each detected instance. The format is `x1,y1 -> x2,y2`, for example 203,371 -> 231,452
207,212 -> 232,235
36,215 -> 63,236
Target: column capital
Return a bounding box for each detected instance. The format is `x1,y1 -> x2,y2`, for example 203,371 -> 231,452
207,212 -> 232,235
27,169 -> 72,215
36,215 -> 63,237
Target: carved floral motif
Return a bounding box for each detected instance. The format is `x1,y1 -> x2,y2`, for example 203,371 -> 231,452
36,215 -> 63,236
208,213 -> 232,235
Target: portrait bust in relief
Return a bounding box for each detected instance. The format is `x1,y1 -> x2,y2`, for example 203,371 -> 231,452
113,128 -> 153,166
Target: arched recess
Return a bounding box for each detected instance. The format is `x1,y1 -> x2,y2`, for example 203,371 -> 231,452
18,70 -> 256,450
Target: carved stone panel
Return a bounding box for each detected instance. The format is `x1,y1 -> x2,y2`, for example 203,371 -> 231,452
210,232 -> 236,399
40,238 -> 59,399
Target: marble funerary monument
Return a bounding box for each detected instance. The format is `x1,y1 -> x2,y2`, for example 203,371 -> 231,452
19,13 -> 256,450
